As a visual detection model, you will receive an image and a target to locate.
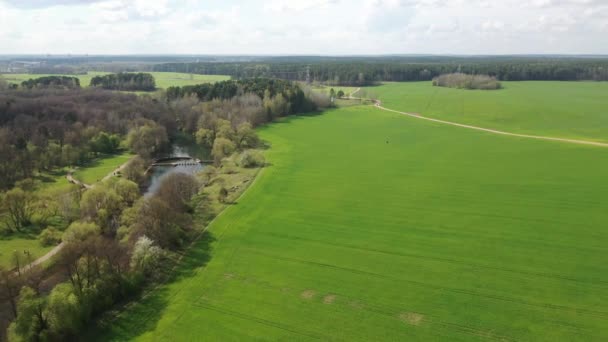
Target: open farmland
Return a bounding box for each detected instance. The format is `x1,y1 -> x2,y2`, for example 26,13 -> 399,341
376,81 -> 608,142
1,72 -> 229,89
94,98 -> 608,340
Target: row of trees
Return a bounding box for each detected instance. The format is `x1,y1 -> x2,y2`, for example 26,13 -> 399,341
154,58 -> 608,85
167,79 -> 328,125
20,76 -> 81,90
90,73 -> 156,91
432,73 -> 502,90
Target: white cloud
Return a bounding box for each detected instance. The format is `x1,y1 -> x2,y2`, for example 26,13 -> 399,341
0,0 -> 606,54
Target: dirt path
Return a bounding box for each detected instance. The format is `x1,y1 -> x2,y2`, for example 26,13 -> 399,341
66,171 -> 92,189
101,159 -> 131,182
349,87 -> 361,97
28,242 -> 64,269
375,104 -> 608,148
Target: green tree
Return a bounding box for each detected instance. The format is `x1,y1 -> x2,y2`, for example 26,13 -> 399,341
2,187 -> 36,232
10,286 -> 49,341
45,283 -> 83,338
79,185 -> 122,234
195,128 -> 214,148
126,123 -> 168,159
62,221 -> 101,243
235,122 -> 259,149
122,156 -> 146,184
211,138 -> 236,165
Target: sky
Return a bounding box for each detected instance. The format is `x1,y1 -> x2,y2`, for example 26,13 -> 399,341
0,0 -> 607,55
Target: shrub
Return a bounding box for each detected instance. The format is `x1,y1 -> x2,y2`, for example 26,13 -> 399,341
39,227 -> 63,247
239,150 -> 265,168
62,221 -> 100,243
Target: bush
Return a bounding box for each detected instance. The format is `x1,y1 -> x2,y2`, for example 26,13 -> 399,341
432,73 -> 502,90
39,227 -> 63,246
62,221 -> 100,242
239,150 -> 265,168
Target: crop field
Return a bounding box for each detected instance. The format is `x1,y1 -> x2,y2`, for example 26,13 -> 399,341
95,91 -> 608,340
376,81 -> 608,142
1,72 -> 229,89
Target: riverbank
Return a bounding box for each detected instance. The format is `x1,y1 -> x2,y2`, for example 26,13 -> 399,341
89,149 -> 265,339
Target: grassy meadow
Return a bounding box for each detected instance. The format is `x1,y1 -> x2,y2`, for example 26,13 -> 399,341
95,99 -> 608,340
376,81 -> 608,142
1,72 -> 229,89
72,152 -> 133,185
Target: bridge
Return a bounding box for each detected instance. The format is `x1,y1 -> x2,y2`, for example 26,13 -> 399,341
145,157 -> 213,173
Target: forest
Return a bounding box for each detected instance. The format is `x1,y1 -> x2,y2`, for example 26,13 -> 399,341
89,73 -> 156,91
154,57 -> 608,85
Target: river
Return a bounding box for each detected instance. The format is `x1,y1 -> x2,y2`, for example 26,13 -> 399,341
144,144 -> 207,196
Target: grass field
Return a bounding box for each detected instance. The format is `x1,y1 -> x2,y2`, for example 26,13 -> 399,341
72,152 -> 133,185
376,81 -> 608,142
95,103 -> 608,341
0,232 -> 54,268
1,72 -> 229,89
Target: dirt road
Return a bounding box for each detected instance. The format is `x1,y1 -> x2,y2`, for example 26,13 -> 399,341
376,104 -> 608,148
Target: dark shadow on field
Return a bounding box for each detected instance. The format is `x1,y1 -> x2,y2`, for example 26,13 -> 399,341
88,232 -> 216,341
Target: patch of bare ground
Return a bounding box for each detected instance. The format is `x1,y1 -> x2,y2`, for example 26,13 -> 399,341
399,312 -> 425,326
349,300 -> 365,310
301,290 -> 316,300
323,294 -> 336,304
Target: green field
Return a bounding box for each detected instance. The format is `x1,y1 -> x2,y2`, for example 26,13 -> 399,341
0,233 -> 54,269
376,81 -> 608,142
96,100 -> 608,340
1,72 -> 229,89
72,152 -> 133,185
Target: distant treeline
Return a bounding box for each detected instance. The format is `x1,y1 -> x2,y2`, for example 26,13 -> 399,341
154,58 -> 608,85
29,66 -> 88,75
21,76 -> 81,89
167,78 -> 320,115
90,72 -> 156,91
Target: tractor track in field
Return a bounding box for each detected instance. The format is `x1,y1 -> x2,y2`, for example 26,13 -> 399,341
245,249 -> 608,319
374,103 -> 608,148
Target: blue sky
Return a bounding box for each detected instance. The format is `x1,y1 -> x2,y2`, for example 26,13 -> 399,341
0,0 -> 607,55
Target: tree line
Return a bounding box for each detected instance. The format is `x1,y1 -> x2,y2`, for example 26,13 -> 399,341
90,73 -> 156,91
154,58 -> 608,85
20,76 -> 81,90
167,78 -> 319,113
